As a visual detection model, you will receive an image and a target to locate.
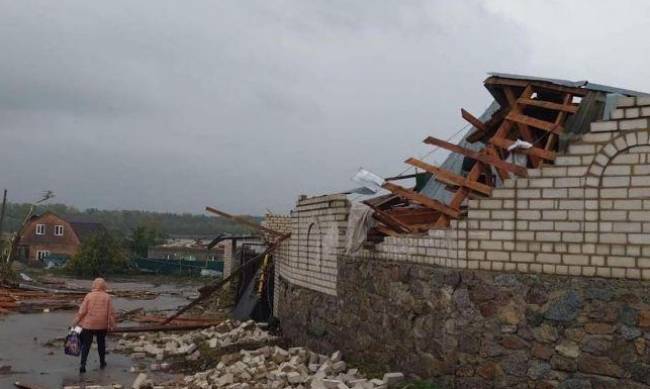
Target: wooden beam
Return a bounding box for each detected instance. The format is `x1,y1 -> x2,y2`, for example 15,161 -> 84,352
503,86 -> 517,106
206,206 -> 282,237
369,206 -> 413,234
461,108 -> 487,132
490,137 -> 556,161
381,182 -> 460,218
506,112 -> 564,135
423,136 -> 528,177
505,85 -> 542,168
518,97 -> 578,113
386,208 -> 440,226
405,157 -> 492,195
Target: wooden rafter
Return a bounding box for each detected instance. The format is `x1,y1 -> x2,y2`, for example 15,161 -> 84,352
382,182 -> 460,218
504,85 -> 541,167
546,93 -> 573,150
461,108 -> 487,132
491,137 -> 556,161
423,136 -> 528,177
405,157 -> 492,196
517,97 -> 578,113
506,112 -> 564,135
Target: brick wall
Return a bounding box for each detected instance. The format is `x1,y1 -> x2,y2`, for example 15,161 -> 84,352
269,194 -> 349,297
351,96 -> 650,280
275,96 -> 650,286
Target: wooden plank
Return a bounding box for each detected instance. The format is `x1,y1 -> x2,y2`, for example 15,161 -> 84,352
405,157 -> 492,195
505,85 -> 542,168
423,136 -> 528,177
518,97 -> 578,113
206,206 -> 282,237
369,206 -> 413,234
490,137 -> 556,161
506,112 -> 564,135
545,93 -> 573,150
381,182 -> 460,218
387,208 -> 440,226
503,86 -> 517,106
461,108 -> 487,132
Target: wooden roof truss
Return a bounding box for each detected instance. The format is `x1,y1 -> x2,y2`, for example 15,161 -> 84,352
365,77 -> 586,237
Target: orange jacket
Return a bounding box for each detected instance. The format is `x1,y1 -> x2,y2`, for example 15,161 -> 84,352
73,278 -> 116,330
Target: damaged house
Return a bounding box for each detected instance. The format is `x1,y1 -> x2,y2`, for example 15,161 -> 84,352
262,73 -> 650,387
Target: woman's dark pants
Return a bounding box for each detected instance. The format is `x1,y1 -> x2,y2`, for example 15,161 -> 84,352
80,329 -> 107,368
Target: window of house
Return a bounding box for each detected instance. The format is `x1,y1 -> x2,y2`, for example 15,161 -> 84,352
35,224 -> 46,235
37,250 -> 51,260
54,225 -> 64,236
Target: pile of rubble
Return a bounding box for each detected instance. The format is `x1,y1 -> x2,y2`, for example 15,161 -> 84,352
115,320 -> 275,361
179,346 -> 404,389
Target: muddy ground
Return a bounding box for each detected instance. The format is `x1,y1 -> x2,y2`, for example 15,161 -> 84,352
0,275 -> 202,388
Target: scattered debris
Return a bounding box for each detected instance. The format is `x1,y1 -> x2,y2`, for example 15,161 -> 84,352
0,279 -> 159,315
114,320 -> 274,360
177,346 -> 402,389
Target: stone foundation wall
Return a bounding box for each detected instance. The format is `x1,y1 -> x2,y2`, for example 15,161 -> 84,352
278,256 -> 650,388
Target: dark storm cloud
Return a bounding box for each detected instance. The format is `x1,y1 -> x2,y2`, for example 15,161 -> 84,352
0,1 -> 538,213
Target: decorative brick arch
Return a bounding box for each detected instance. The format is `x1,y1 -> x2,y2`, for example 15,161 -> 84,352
585,129 -> 650,188
305,218 -> 323,272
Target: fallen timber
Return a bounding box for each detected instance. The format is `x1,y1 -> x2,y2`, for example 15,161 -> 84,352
161,233 -> 289,325
110,322 -> 221,333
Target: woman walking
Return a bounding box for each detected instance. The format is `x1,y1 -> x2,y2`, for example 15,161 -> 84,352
71,277 -> 116,373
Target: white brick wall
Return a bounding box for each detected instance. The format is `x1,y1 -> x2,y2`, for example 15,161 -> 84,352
270,194 -> 349,297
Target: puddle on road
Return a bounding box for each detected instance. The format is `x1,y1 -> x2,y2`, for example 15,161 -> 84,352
0,279 -> 194,388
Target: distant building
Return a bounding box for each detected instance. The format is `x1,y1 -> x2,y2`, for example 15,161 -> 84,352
147,239 -> 224,261
18,211 -> 105,262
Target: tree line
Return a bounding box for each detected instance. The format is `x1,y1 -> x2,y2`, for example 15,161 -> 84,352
2,202 -> 261,237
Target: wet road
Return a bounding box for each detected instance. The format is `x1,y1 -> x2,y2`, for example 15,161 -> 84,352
0,279 -> 193,388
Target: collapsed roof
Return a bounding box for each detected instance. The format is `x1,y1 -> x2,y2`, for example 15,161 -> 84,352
364,73 -> 648,238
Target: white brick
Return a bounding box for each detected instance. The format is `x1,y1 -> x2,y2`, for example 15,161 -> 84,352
636,96 -> 650,106
591,121 -> 618,132
620,118 -> 649,131
563,254 -> 589,265
617,96 -> 636,107
611,109 -> 624,120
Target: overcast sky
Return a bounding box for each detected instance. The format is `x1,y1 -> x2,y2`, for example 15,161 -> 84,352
2,1 -> 650,215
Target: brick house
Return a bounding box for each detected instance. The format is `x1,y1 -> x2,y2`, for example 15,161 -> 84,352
18,211 -> 105,262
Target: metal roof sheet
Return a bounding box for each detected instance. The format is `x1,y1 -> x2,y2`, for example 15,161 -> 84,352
487,72 -> 649,96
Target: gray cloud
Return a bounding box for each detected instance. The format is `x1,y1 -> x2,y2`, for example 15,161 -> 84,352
5,0 -> 612,215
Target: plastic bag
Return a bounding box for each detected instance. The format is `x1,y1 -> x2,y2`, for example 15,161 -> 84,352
64,328 -> 81,356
